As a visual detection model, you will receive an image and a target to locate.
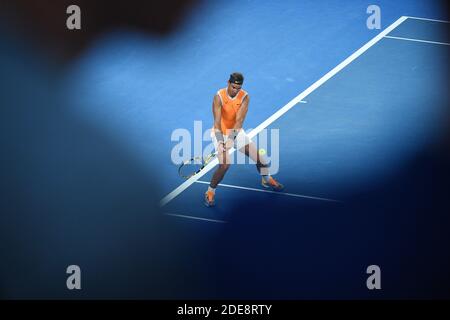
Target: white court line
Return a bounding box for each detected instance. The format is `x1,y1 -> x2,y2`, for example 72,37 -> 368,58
384,35 -> 450,46
165,213 -> 227,223
195,180 -> 341,203
159,16 -> 408,207
404,16 -> 450,24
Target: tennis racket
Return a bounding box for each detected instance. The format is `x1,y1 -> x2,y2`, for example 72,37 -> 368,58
178,151 -> 217,179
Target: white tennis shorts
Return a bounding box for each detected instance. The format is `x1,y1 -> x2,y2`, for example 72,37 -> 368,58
211,129 -> 252,152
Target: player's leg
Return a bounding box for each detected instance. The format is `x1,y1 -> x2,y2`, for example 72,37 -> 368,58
205,135 -> 231,207
236,131 -> 284,191
210,144 -> 231,188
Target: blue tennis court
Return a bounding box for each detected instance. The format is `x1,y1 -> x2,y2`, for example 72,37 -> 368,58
61,2 -> 450,298
160,16 -> 449,226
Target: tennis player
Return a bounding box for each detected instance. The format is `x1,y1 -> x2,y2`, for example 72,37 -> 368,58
205,72 -> 284,207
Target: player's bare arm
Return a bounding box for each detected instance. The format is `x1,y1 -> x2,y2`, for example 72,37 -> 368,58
212,93 -> 225,152
226,94 -> 249,150
235,94 -> 249,129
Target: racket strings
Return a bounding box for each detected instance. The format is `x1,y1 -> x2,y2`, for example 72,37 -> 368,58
178,153 -> 216,179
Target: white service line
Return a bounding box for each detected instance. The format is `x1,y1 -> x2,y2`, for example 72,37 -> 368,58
404,16 -> 450,24
195,180 -> 341,203
165,213 -> 227,223
384,35 -> 450,46
159,16 -> 408,207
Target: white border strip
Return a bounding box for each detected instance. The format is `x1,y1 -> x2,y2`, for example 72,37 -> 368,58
159,16 -> 408,207
195,180 -> 341,203
384,35 -> 450,46
165,213 -> 227,223
247,16 -> 407,139
404,16 -> 450,24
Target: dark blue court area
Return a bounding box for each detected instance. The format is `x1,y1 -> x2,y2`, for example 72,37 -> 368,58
1,0 -> 449,299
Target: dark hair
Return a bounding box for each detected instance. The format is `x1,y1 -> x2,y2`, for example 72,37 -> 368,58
229,72 -> 244,85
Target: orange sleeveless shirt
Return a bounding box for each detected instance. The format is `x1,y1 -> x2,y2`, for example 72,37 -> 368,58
216,88 -> 248,135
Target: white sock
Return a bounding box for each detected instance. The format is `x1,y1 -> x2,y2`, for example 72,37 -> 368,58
262,175 -> 270,182
208,186 -> 216,194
